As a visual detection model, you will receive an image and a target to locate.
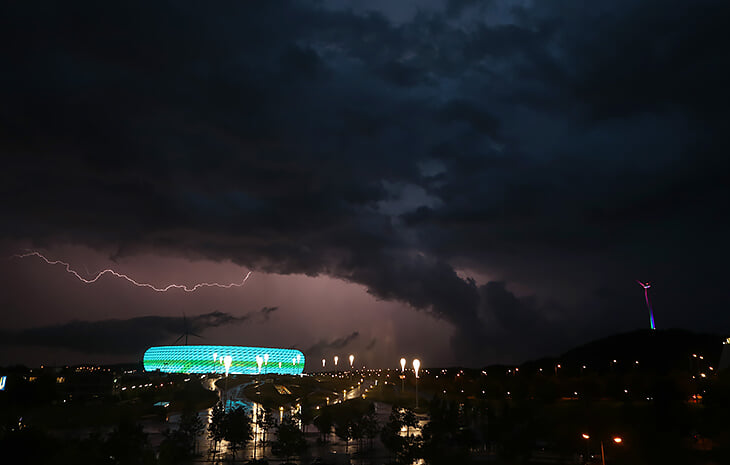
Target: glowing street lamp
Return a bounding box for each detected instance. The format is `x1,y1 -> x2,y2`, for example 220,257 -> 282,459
600,437 -> 623,465
256,355 -> 263,374
223,355 -> 233,410
400,357 -> 407,392
334,356 -> 339,371
223,355 -> 232,376
580,433 -> 622,465
322,358 -> 326,371
581,434 -> 590,462
413,359 -> 421,409
349,354 -> 355,369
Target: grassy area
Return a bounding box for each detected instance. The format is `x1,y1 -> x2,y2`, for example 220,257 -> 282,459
25,378 -> 217,429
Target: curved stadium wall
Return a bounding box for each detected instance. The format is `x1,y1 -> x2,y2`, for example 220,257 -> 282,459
143,345 -> 305,375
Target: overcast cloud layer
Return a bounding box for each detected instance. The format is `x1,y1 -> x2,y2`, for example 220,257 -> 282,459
1,0 -> 729,366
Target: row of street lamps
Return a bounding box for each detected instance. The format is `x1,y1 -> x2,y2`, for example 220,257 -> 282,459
321,354 -> 357,370
399,357 -> 421,408
319,355 -> 423,407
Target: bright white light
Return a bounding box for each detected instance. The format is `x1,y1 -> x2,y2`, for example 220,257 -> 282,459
334,356 -> 339,366
255,355 -> 263,373
413,359 -> 421,378
322,358 -> 326,368
400,358 -> 406,372
264,354 -> 269,365
223,355 -> 233,376
349,354 -> 354,367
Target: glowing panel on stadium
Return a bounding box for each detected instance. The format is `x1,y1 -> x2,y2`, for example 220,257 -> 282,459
143,345 -> 305,375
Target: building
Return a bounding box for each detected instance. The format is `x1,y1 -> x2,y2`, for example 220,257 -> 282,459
143,345 -> 305,375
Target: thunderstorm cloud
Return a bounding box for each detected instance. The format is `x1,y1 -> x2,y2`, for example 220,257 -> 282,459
1,0 -> 729,365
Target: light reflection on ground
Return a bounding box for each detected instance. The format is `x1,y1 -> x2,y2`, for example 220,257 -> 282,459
143,375 -> 420,463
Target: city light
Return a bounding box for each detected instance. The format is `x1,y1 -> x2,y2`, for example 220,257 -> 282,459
223,355 -> 232,376
413,358 -> 421,409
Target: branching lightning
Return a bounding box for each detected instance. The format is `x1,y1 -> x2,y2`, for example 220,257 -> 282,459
11,251 -> 252,292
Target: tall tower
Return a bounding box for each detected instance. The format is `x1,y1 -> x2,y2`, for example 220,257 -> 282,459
637,281 -> 655,330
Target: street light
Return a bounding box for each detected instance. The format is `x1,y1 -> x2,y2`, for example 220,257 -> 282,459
349,354 -> 355,370
400,358 -> 406,392
334,356 -> 339,371
322,358 -> 326,371
600,437 -> 622,465
581,434 -> 590,462
223,355 -> 232,410
581,433 -> 623,465
413,359 -> 421,409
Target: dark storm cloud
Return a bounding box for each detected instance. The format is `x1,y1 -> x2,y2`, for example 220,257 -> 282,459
259,306 -> 279,321
2,0 -> 729,364
305,331 -> 360,357
0,309 -> 273,354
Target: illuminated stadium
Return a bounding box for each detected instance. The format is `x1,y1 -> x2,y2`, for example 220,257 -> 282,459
143,345 -> 305,375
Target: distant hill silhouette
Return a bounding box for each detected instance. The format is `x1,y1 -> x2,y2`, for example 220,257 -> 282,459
515,329 -> 727,375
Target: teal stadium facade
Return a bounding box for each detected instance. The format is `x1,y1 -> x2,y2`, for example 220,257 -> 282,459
143,345 -> 305,375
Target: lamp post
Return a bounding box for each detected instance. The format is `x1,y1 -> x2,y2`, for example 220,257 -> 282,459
582,434 -> 622,465
349,354 -> 354,370
322,358 -> 326,372
581,434 -> 590,463
334,356 -> 339,372
400,358 -> 406,392
223,355 -> 232,410
413,359 -> 421,409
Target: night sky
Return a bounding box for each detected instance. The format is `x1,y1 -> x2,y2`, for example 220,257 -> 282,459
1,0 -> 729,369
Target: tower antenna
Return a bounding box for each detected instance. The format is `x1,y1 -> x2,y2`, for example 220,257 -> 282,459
636,281 -> 656,330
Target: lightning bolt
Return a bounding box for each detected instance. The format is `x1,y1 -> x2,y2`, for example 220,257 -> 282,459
11,251 -> 252,292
